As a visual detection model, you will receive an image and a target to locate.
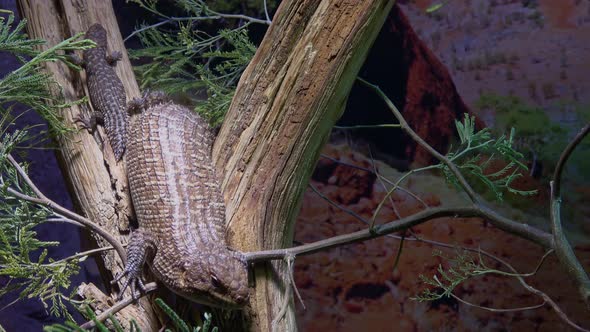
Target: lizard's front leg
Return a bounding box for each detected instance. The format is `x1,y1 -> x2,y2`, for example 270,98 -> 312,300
106,51 -> 122,66
74,112 -> 103,134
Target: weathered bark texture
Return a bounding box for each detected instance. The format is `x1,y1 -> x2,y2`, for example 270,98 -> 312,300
213,0 -> 395,331
16,1 -> 158,330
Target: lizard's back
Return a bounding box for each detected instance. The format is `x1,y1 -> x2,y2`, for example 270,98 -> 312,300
84,24 -> 127,160
127,100 -> 225,249
125,96 -> 248,307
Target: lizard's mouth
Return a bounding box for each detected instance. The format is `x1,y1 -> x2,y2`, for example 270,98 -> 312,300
172,286 -> 247,309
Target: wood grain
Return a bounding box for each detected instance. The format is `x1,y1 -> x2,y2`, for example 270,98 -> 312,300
213,1 -> 395,330
16,1 -> 157,330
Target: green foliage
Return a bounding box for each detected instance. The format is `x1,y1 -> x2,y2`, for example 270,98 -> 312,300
44,300 -> 218,332
0,121 -> 80,320
155,298 -> 218,332
44,321 -> 90,332
477,93 -> 590,180
426,0 -> 453,13
0,13 -> 95,136
413,249 -> 486,301
156,298 -> 191,332
0,14 -> 44,59
129,1 -> 257,127
128,0 -> 270,18
43,306 -> 132,332
194,29 -> 256,126
0,12 -> 95,320
443,114 -> 537,201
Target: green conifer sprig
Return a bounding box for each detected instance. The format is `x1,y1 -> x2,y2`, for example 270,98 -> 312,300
443,115 -> 538,201
412,249 -> 486,302
0,13 -> 95,136
128,1 -> 257,126
0,13 -> 95,322
0,14 -> 44,60
43,299 -> 217,332
0,125 -> 80,320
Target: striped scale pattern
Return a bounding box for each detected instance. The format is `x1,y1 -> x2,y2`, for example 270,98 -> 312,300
84,24 -> 127,161
124,97 -> 249,307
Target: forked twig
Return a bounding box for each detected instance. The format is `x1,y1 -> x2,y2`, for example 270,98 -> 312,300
4,153 -> 127,264
79,282 -> 158,330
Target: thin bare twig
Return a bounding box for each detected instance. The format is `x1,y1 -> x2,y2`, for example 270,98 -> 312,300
45,215 -> 84,227
308,183 -> 404,242
481,248 -> 588,331
271,255 -> 296,332
368,146 -> 406,272
549,123 -> 590,308
552,123 -> 590,197
244,206 -> 553,263
355,77 -> 590,312
369,146 -> 401,219
309,183 -> 368,225
405,233 -> 586,331
357,77 -> 480,203
49,246 -> 117,266
263,0 -> 271,23
5,154 -> 127,264
124,15 -> 266,42
309,193 -> 580,331
450,293 -> 546,313
79,282 -> 158,330
333,124 -> 401,130
319,154 -> 428,208
370,164 -> 438,228
124,7 -> 270,43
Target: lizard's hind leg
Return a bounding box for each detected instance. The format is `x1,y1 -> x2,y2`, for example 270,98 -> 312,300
112,228 -> 156,300
127,91 -> 171,115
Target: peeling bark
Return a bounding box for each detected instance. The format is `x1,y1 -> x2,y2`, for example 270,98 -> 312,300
214,1 -> 395,330
16,0 -> 158,330
18,0 -> 396,330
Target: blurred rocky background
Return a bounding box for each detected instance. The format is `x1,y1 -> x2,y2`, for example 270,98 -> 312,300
1,0 -> 589,331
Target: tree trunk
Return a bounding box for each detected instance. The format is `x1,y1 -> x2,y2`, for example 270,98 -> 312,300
18,0 -> 395,330
214,0 -> 395,330
16,0 -> 158,330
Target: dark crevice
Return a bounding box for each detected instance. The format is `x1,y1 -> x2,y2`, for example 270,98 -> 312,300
344,282 -> 390,301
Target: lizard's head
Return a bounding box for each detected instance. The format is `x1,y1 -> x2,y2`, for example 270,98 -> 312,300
179,248 -> 250,308
86,23 -> 107,48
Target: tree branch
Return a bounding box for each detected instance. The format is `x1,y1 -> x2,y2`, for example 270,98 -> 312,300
550,123 -> 590,309
552,123 -> 590,197
5,153 -> 127,264
79,282 -> 158,330
244,205 -> 552,263
357,77 -> 480,203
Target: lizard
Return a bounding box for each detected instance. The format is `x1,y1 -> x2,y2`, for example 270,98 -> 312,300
73,23 -> 127,161
113,91 -> 249,307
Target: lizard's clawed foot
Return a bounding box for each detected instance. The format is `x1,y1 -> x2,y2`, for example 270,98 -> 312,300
68,53 -> 85,68
112,229 -> 154,302
74,114 -> 102,132
112,267 -> 146,301
107,51 -> 123,66
128,90 -> 170,115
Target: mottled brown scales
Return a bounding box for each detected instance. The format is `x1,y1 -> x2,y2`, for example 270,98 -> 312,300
117,94 -> 249,307
82,23 -> 127,161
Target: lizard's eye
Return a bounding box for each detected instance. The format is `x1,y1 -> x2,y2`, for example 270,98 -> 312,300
211,274 -> 224,290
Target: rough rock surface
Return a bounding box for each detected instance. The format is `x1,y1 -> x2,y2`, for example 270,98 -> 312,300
294,144 -> 590,331
340,5 -> 484,166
